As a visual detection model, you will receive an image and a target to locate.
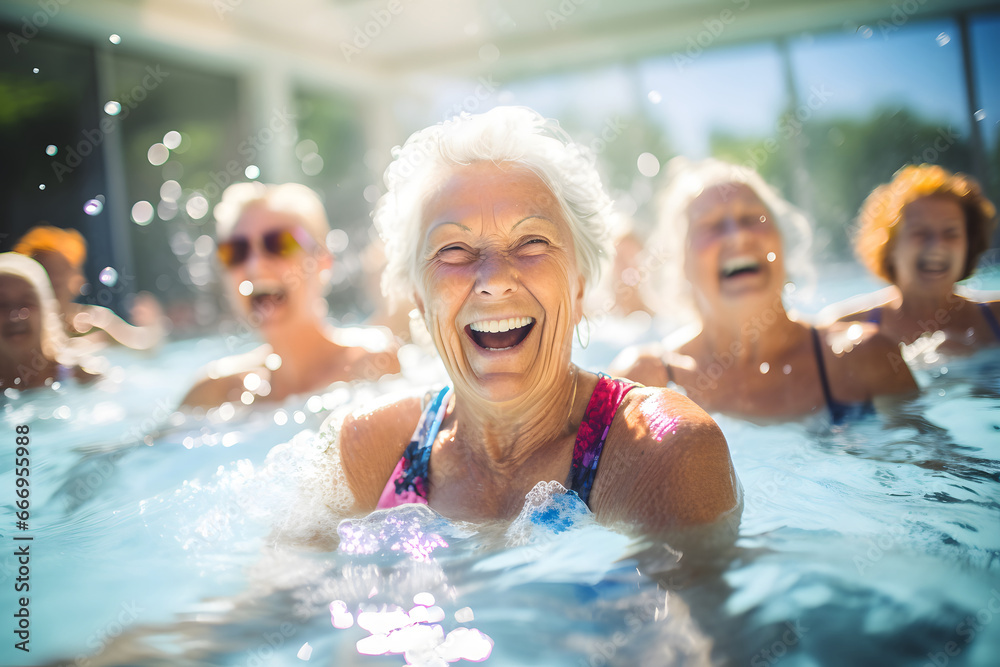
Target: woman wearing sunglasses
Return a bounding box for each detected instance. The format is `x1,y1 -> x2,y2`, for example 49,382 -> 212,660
181,182 -> 400,410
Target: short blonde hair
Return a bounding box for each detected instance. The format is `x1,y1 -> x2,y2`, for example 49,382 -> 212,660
855,164 -> 996,283
373,106 -> 616,306
213,182 -> 331,246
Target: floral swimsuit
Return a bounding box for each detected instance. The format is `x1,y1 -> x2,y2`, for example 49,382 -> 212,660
376,374 -> 637,510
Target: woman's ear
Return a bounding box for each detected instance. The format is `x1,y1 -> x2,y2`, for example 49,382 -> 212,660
571,274 -> 585,326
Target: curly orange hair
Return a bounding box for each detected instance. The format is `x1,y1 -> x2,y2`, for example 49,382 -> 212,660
13,225 -> 87,269
855,164 -> 996,283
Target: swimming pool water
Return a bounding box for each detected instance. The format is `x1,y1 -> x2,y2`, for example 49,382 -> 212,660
2,309 -> 999,666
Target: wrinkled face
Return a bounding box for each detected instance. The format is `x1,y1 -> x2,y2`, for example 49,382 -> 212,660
685,182 -> 784,312
0,275 -> 44,362
889,195 -> 967,296
415,162 -> 584,402
219,203 -> 330,332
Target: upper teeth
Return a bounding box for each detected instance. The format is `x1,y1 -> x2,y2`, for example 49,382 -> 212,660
722,257 -> 759,274
470,316 -> 534,333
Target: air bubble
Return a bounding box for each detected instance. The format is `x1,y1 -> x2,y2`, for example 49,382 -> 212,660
84,199 -> 104,216
98,267 -> 118,286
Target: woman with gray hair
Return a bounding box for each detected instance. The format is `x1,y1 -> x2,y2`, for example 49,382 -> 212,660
610,158 -> 916,422
333,107 -> 740,533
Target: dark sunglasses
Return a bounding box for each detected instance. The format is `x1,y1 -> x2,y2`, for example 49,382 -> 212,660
216,228 -> 315,268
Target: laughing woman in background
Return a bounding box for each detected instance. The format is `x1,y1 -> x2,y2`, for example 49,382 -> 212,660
610,158 -> 916,423
182,182 -> 400,410
823,164 -> 999,354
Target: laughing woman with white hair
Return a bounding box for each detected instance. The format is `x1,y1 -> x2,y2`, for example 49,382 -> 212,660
610,158 -> 916,422
329,107 -> 740,534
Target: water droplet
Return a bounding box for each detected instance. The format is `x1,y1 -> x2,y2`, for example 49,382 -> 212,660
45,144 -> 57,156
301,153 -> 324,176
38,184 -> 45,190
157,200 -> 178,221
296,643 -> 312,661
83,199 -> 104,215
637,152 -> 660,178
104,101 -> 121,116
163,130 -> 182,149
295,140 -> 318,160
759,362 -> 770,374
935,32 -> 950,46
766,251 -> 776,262
148,143 -> 169,166
32,67 -> 39,74
326,229 -> 349,254
185,194 -> 209,220
160,180 -> 182,202
973,109 -> 986,122
648,90 -> 662,104
243,372 -> 261,391
244,164 -> 260,179
131,200 -> 154,225
109,34 -> 121,44
98,266 -> 118,286
858,25 -> 873,39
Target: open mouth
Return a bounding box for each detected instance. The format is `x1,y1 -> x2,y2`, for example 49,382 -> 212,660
466,316 -> 535,350
247,285 -> 288,314
916,258 -> 950,276
2,321 -> 31,339
720,257 -> 762,280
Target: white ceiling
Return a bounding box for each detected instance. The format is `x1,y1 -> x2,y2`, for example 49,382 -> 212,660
3,0 -> 998,95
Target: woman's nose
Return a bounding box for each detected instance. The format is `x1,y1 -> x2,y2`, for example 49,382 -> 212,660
475,253 -> 518,297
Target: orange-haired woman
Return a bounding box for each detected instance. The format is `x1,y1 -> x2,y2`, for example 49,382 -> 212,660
827,165 -> 999,353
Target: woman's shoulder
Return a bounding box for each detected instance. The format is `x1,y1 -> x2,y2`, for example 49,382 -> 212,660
180,346 -> 271,408
336,391 -> 428,509
815,322 -> 915,395
595,383 -> 738,530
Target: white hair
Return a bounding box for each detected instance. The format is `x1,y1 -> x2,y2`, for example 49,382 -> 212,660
373,106 -> 616,306
213,182 -> 331,246
0,252 -> 70,364
642,157 -> 815,322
